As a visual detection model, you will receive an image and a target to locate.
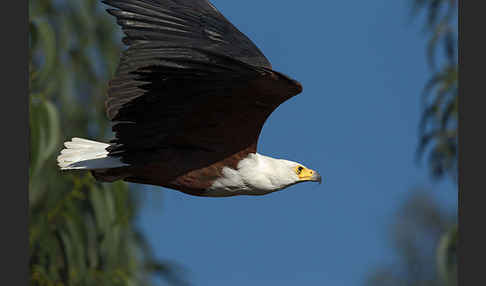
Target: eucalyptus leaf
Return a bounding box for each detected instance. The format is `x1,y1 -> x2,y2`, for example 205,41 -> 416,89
437,226 -> 458,286
32,19 -> 57,85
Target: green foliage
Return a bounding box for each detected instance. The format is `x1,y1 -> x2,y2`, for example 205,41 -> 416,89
436,225 -> 457,286
412,1 -> 458,283
412,0 -> 458,181
365,191 -> 457,286
29,1 -> 187,285
366,3 -> 458,285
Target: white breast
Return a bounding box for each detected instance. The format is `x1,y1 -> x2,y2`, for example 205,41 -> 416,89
207,153 -> 298,196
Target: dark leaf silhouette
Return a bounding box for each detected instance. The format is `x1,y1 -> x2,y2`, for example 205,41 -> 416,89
412,0 -> 457,181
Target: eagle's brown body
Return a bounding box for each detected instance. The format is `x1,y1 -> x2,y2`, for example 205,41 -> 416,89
94,71 -> 301,196
58,0 -> 316,196
96,144 -> 256,196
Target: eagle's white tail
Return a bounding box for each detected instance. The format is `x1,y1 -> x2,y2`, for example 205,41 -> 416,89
57,137 -> 128,170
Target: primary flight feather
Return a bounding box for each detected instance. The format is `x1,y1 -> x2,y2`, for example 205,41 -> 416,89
57,0 -> 321,197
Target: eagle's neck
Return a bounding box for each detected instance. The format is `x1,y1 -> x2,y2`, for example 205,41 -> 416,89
207,153 -> 298,196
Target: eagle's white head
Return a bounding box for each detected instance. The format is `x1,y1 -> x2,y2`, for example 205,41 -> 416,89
208,153 -> 321,196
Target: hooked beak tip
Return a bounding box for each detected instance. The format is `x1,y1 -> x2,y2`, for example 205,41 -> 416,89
312,172 -> 322,184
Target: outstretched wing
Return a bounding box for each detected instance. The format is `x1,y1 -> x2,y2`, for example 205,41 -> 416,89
103,0 -> 302,164
104,0 -> 271,69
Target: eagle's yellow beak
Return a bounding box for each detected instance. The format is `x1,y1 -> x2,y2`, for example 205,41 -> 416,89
297,167 -> 322,183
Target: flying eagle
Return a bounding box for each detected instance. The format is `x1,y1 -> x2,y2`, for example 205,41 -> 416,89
57,0 -> 321,197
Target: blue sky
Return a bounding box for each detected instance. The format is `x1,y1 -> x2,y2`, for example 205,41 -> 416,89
132,1 -> 457,285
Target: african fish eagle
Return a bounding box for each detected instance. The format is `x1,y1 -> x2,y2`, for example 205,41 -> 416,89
57,0 -> 322,197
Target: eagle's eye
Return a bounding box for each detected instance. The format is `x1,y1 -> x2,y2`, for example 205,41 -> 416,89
296,166 -> 304,174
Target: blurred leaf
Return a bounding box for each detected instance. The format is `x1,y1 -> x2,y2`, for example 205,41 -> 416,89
411,0 -> 457,181
437,225 -> 457,286
366,190 -> 456,286
30,98 -> 61,177
32,19 -> 57,85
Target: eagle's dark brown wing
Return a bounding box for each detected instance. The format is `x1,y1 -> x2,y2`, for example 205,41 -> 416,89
104,0 -> 271,69
103,0 -> 302,165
